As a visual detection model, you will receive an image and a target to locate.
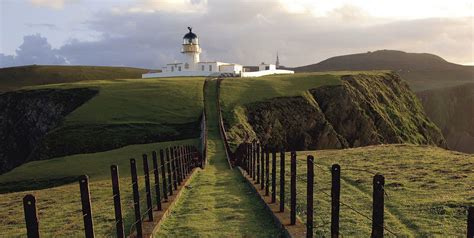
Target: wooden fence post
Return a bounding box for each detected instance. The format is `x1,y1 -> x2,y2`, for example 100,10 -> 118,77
189,146 -> 193,171
244,143 -> 250,175
371,174 -> 385,238
174,147 -> 180,185
172,147 -> 178,190
130,159 -> 142,238
142,154 -> 153,221
79,175 -> 95,238
110,165 -> 124,238
242,144 -> 246,172
181,146 -> 186,180
177,146 -> 182,180
468,207 -> 473,238
160,149 -> 168,200
253,141 -> 257,180
256,144 -> 260,184
183,146 -> 188,177
188,145 -> 191,172
181,146 -> 186,179
249,143 -> 253,176
151,151 -> 162,211
265,148 -> 270,196
166,148 -> 173,195
177,147 -> 183,185
23,194 -> 40,238
171,146 -> 178,191
271,149 -> 277,203
307,155 -> 314,238
290,151 -> 297,225
261,145 -> 265,190
331,164 -> 340,238
280,149 -> 285,212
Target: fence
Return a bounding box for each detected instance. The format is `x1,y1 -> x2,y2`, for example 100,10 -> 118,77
216,78 -> 233,169
22,144 -> 202,238
201,79 -> 209,167
238,142 -> 474,238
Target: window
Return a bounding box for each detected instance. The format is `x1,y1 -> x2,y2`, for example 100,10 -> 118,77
171,66 -> 174,72
201,65 -> 205,71
178,66 -> 181,71
184,63 -> 189,69
265,66 -> 269,70
209,65 -> 212,71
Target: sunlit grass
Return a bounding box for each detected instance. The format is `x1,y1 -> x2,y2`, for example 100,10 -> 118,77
0,139 -> 197,237
271,144 -> 473,236
157,79 -> 282,236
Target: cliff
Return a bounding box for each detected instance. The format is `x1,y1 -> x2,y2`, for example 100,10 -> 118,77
0,88 -> 98,174
223,73 -> 446,150
417,83 -> 474,153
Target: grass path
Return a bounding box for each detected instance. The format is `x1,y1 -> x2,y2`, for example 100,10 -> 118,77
156,79 -> 281,236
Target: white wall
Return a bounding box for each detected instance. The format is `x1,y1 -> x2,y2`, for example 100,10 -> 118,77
258,64 -> 276,71
142,71 -> 220,78
241,69 -> 294,77
197,62 -> 220,72
220,64 -> 243,74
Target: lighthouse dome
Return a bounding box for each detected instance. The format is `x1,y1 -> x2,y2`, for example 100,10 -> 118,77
183,27 -> 198,44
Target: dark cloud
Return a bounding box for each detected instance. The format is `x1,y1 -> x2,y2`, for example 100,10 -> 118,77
1,1 -> 472,68
1,34 -> 66,67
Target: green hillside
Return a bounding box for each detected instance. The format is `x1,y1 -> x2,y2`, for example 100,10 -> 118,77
0,65 -> 150,92
0,75 -> 206,236
285,144 -> 473,236
220,72 -> 444,151
0,139 -> 197,237
29,77 -> 204,158
0,70 -> 468,237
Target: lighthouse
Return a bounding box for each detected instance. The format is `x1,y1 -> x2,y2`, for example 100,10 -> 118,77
142,27 -> 294,78
181,27 -> 201,71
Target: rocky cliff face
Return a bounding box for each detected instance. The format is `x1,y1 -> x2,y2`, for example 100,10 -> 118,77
247,96 -> 346,151
417,83 -> 474,153
225,73 -> 446,150
0,88 -> 98,174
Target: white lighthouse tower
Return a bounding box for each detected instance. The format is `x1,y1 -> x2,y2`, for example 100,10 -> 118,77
181,27 -> 201,71
141,27 -> 294,78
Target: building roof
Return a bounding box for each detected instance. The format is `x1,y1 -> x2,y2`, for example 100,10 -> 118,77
183,27 -> 197,40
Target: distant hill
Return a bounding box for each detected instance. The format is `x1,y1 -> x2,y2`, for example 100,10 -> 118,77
0,65 -> 150,92
294,50 -> 473,91
294,50 -> 474,153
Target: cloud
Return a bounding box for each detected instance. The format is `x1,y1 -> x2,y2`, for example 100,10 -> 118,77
0,34 -> 67,68
29,0 -> 77,9
3,0 -> 473,68
112,0 -> 208,14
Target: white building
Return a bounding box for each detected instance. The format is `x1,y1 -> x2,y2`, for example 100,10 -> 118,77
142,27 -> 294,78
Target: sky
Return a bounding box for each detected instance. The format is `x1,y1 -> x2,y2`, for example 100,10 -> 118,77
0,0 -> 473,68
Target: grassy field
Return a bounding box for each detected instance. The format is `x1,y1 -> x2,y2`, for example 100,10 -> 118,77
0,75 -> 207,236
0,65 -> 150,92
221,72 -> 343,111
271,144 -> 473,236
157,79 -> 282,236
0,138 -> 198,185
0,138 -> 198,237
23,77 -> 205,160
